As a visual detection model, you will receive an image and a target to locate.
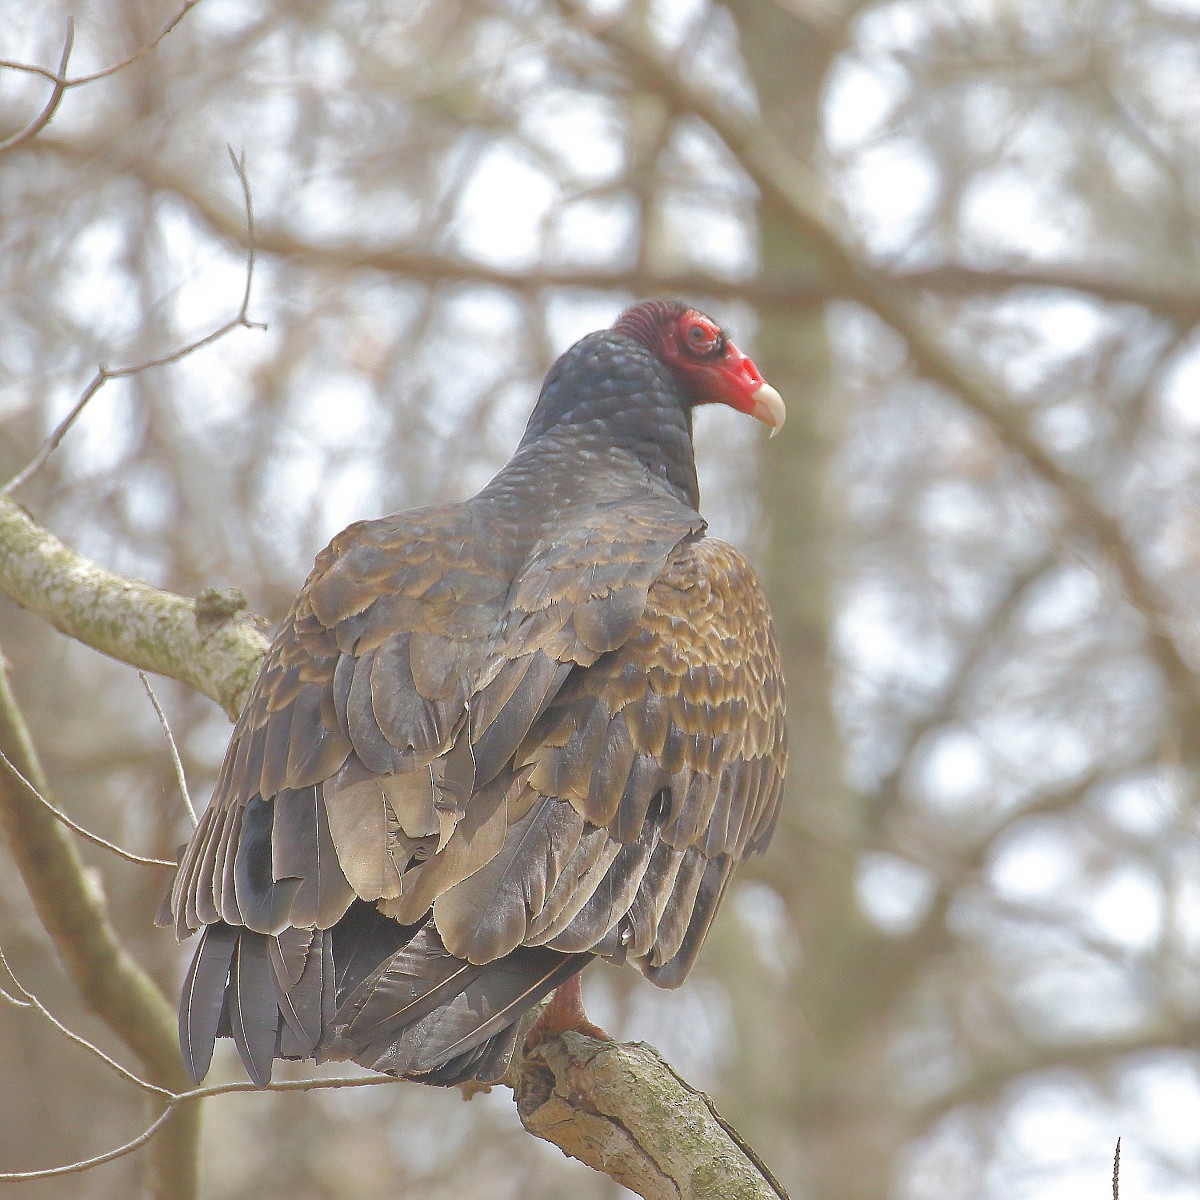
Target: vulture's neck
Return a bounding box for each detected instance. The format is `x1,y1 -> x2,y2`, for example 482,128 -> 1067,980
496,331 -> 700,513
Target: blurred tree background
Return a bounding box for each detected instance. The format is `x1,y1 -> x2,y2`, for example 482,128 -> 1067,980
4,0 -> 1200,1196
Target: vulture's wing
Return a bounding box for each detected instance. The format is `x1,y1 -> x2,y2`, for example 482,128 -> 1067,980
169,494 -> 724,1083
171,504 -> 511,942
171,495 -> 701,941
429,536 -> 787,987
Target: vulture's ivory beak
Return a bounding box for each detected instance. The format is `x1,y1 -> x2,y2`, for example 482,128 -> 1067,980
750,383 -> 786,437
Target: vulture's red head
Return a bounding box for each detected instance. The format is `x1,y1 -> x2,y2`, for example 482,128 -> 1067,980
519,300 -> 784,508
613,300 -> 786,435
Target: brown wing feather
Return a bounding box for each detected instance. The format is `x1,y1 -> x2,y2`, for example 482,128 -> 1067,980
174,504 -> 515,935
431,537 -> 787,985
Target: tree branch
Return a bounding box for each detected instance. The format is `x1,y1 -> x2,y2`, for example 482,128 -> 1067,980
0,1 -> 200,89
0,658 -> 199,1199
0,21 -> 73,155
0,941 -> 171,1097
139,672 -> 198,827
0,1072 -> 400,1183
25,137 -> 1200,323
900,263 -> 1200,323
914,1015 -> 1200,1128
866,549 -> 1058,830
0,746 -> 176,867
514,1032 -> 789,1200
118,152 -> 1200,323
2,145 -> 262,497
0,497 -> 268,720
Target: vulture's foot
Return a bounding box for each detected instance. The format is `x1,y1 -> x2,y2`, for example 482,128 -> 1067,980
524,974 -> 609,1053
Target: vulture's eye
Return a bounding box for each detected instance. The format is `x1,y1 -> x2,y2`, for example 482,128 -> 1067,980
682,317 -> 721,355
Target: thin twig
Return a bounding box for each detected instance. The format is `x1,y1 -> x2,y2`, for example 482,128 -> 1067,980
185,1073 -> 400,1099
0,1073 -> 400,1182
0,747 -> 175,868
1113,1137 -> 1121,1200
3,370 -> 113,495
0,21 -> 73,155
0,943 -> 169,1097
226,145 -> 262,329
0,984 -> 29,1009
0,652 -> 200,1191
0,1105 -> 178,1182
0,1 -> 200,88
60,0 -> 202,86
1,148 -> 263,496
139,672 -> 197,827
0,947 -> 32,1010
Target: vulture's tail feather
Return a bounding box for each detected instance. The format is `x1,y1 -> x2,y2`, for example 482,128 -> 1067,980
227,926 -> 277,1086
331,905 -> 588,1086
179,902 -> 588,1087
179,922 -> 236,1083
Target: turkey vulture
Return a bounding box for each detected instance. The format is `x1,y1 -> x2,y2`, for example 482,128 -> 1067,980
165,299 -> 787,1088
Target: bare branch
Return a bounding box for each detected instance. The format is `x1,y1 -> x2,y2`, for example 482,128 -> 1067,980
189,1073 -> 400,1098
0,747 -> 175,868
514,1032 -> 789,1200
0,1106 -> 178,1183
60,1 -> 203,87
0,945 -> 33,1010
2,149 -> 262,496
913,1017 -> 1200,1127
900,264 -> 1200,325
0,21 -> 73,156
91,146 -> 806,308
0,659 -> 199,1199
226,145 -> 260,325
0,499 -> 269,721
25,135 -> 1200,325
0,943 -> 169,1097
866,550 -> 1058,829
139,673 -> 197,828
0,2 -> 200,89
0,1073 -> 400,1183
1,369 -> 107,495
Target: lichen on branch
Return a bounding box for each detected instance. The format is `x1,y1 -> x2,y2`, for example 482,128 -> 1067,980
515,1032 -> 789,1200
0,497 -> 268,719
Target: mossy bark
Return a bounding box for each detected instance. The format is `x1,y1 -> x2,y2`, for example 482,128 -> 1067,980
0,497 -> 268,720
516,1032 -> 788,1200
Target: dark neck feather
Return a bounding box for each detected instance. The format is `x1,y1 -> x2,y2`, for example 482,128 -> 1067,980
509,331 -> 700,510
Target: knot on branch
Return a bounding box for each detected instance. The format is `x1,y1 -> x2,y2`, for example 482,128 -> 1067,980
193,587 -> 248,632
517,1033 -> 675,1199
